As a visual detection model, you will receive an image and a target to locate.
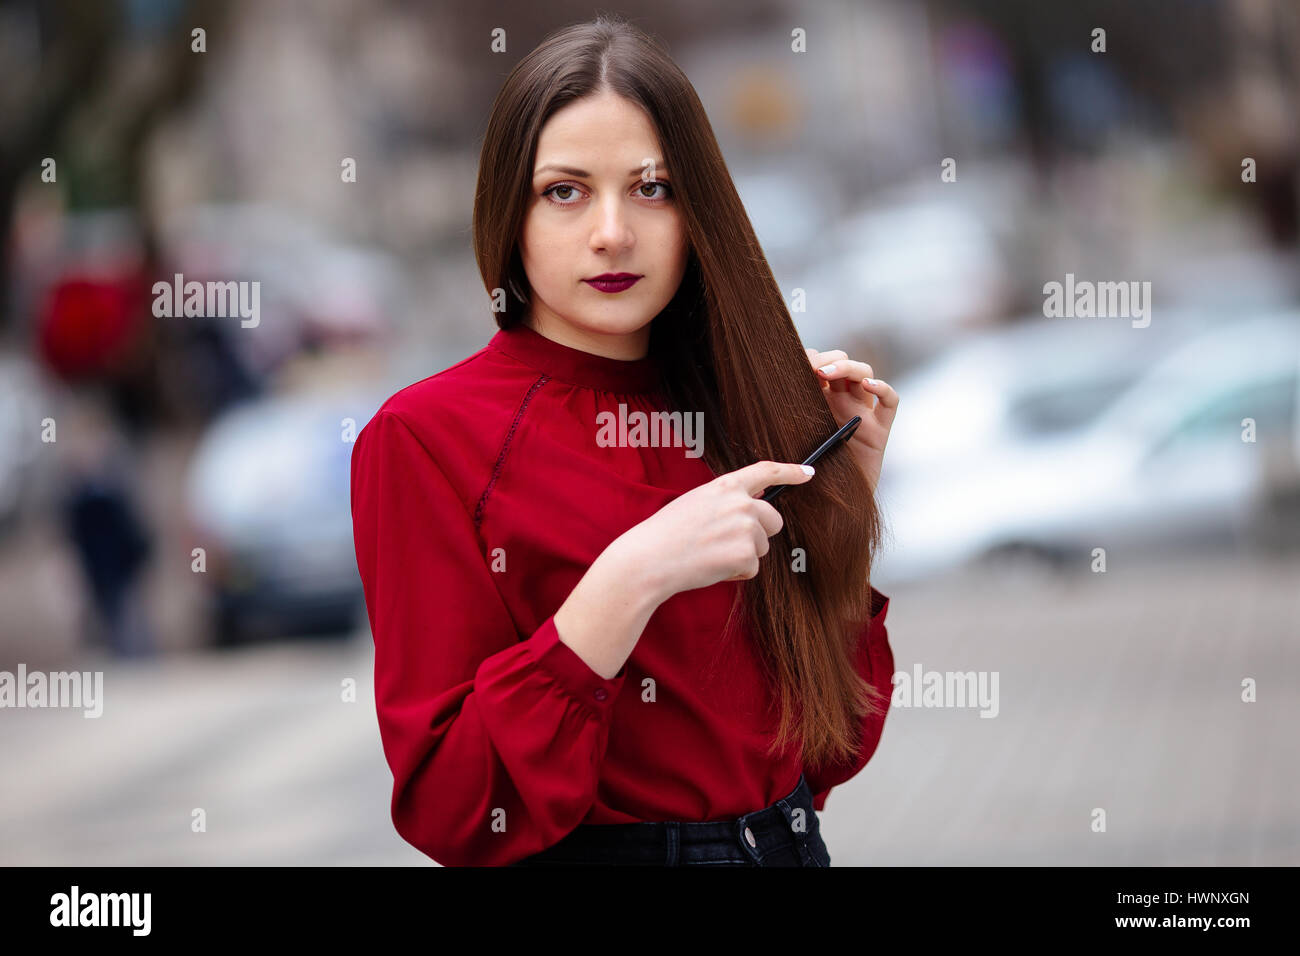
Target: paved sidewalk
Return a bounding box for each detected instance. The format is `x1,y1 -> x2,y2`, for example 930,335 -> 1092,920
1,552 -> 1296,865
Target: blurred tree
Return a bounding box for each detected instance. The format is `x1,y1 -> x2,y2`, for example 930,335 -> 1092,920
0,0 -> 230,332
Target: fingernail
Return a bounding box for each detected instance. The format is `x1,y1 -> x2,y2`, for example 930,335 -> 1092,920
818,364 -> 836,374
801,464 -> 815,476
866,378 -> 880,386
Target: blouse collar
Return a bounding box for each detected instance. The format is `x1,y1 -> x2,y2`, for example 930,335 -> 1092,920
488,321 -> 663,394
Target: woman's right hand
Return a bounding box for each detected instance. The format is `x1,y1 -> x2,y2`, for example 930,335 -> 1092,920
613,460 -> 816,601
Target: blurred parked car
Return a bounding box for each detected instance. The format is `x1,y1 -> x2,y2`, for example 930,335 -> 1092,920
734,166 -> 838,271
790,187 -> 1015,364
876,312 -> 1300,584
881,310 -> 1220,476
0,354 -> 54,538
185,386 -> 387,645
159,201 -> 404,379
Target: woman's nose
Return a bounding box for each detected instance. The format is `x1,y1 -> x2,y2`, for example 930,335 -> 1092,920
589,196 -> 634,248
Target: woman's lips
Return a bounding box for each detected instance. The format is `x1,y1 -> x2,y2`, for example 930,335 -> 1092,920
583,276 -> 641,293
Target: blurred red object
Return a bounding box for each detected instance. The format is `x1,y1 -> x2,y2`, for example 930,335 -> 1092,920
36,271 -> 148,382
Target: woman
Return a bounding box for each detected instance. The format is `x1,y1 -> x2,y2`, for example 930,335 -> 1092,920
350,14 -> 899,867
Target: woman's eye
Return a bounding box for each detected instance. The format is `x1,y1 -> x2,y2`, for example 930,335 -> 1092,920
543,183 -> 582,204
637,180 -> 672,201
541,181 -> 673,206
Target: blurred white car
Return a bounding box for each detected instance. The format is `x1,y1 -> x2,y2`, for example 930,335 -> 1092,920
185,387 -> 388,644
734,167 -> 838,268
881,311 -> 1219,478
158,202 -> 404,377
875,312 -> 1300,585
790,191 -> 1013,358
0,354 -> 53,536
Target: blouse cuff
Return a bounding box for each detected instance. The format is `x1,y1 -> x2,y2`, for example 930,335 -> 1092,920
526,615 -> 627,717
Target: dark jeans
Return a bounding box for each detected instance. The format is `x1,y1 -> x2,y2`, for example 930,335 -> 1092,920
510,773 -> 831,866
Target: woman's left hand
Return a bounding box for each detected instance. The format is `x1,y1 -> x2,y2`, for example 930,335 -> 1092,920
805,346 -> 898,494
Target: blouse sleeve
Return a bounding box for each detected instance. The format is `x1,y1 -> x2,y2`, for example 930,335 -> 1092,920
350,409 -> 629,866
804,586 -> 894,812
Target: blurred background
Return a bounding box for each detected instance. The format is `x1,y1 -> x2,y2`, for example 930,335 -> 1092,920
1,0 -> 1297,865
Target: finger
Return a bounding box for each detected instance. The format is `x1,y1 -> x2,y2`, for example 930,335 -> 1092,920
749,498 -> 784,538
816,357 -> 873,381
859,377 -> 899,410
751,520 -> 771,562
729,459 -> 815,498
809,349 -> 848,370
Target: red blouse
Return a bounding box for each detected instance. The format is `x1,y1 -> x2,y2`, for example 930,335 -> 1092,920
349,320 -> 894,866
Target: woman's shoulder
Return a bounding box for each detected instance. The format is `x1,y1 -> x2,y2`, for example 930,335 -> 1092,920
375,337 -> 549,423
356,343 -> 548,496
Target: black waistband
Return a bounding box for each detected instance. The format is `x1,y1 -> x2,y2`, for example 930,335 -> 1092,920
522,773 -> 817,853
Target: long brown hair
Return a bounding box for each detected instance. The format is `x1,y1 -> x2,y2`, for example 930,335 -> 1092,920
471,14 -> 887,772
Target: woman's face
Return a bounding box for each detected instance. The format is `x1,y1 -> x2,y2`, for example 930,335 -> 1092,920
519,90 -> 689,360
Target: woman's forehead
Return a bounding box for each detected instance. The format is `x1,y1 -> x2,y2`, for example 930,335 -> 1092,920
535,96 -> 663,166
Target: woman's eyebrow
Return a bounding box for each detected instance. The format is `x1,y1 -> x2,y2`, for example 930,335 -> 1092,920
533,160 -> 668,178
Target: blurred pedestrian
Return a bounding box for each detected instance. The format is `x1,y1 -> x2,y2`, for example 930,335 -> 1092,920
55,394 -> 156,659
